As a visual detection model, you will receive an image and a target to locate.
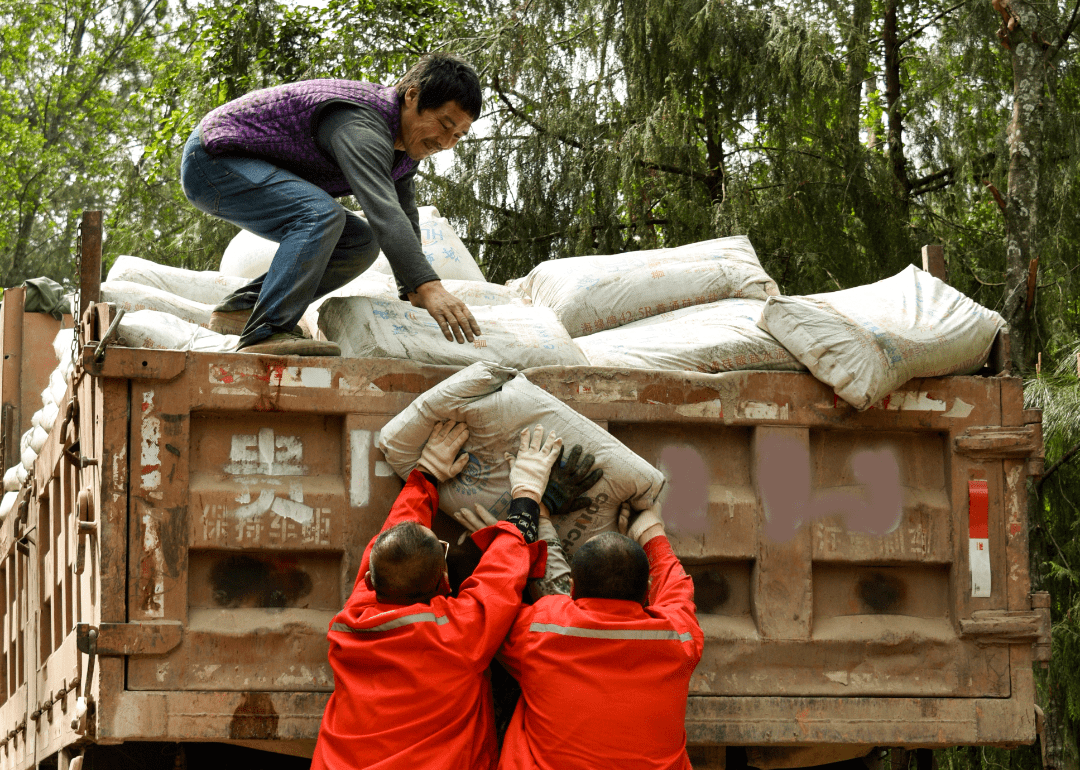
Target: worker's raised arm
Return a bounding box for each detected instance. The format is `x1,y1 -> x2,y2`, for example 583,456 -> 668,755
619,503 -> 703,653
445,425 -> 564,665
355,421 -> 470,582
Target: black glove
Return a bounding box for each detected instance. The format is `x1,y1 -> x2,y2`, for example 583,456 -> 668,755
541,444 -> 604,517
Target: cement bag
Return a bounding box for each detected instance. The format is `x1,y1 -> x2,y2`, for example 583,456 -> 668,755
116,309 -> 239,353
48,369 -> 68,408
442,280 -> 527,307
377,362 -> 666,558
299,273 -> 399,339
28,426 -> 48,454
3,466 -> 20,492
219,229 -> 278,279
319,296 -> 588,369
519,235 -> 780,338
0,492 -> 16,521
101,281 -> 214,327
108,255 -> 248,306
52,328 -> 75,369
32,401 -> 59,434
418,212 -> 486,282
369,207 -> 486,282
759,264 -> 1006,410
21,444 -> 36,471
577,298 -> 806,373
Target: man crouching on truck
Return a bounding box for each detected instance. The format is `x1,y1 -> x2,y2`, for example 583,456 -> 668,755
310,422 -> 561,770
180,52 -> 482,357
497,503 -> 704,770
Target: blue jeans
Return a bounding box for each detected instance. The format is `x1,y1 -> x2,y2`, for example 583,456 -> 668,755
180,129 -> 381,347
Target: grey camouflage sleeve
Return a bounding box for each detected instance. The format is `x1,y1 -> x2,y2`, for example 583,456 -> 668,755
528,517 -> 571,600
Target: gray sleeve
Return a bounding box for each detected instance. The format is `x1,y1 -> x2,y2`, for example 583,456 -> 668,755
393,174 -> 424,298
319,107 -> 440,293
528,517 -> 572,601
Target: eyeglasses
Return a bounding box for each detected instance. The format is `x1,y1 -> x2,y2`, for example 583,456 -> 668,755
438,539 -> 450,559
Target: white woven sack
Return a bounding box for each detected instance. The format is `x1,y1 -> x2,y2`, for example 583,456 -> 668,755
116,309 -> 239,353
48,368 -> 69,406
219,229 -> 279,279
300,277 -> 522,340
441,280 -> 527,307
519,235 -> 779,338
32,401 -> 60,434
759,264 -> 1005,410
0,492 -> 17,521
21,444 -> 36,471
3,466 -> 20,493
300,273 -> 397,340
108,255 -> 248,306
578,298 -> 806,373
319,296 -> 588,369
52,328 -> 75,366
377,362 -> 666,558
418,213 -> 486,281
101,281 -> 214,327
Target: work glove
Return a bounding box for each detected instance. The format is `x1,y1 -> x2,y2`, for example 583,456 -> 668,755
506,425 -> 562,501
541,444 -> 604,518
417,421 -> 471,482
452,503 -> 499,534
617,502 -> 665,545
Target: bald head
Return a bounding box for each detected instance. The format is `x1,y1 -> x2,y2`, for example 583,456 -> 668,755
570,532 -> 651,604
369,521 -> 446,604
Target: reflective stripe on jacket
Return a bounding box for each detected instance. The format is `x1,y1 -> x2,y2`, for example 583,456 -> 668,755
497,536 -> 704,770
311,469 -> 545,770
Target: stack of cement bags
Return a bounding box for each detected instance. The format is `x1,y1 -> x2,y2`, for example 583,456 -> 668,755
504,236 -> 803,375
758,264 -> 1005,409
89,209 -> 1007,414
0,328 -> 78,518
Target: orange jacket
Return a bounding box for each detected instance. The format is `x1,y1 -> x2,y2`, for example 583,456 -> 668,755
497,536 -> 703,770
312,469 -> 545,770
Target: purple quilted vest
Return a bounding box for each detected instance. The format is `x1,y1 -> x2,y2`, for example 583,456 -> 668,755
200,80 -> 418,197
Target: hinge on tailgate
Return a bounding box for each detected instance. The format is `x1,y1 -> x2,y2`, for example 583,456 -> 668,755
76,621 -> 183,656
959,591 -> 1052,662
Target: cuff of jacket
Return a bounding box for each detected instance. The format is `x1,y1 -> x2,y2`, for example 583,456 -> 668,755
471,521 -> 548,579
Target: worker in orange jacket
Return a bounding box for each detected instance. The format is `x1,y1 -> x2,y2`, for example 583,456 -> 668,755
310,421 -> 562,770
495,502 -> 704,769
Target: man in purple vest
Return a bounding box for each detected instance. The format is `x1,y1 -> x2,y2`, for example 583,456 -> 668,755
180,52 -> 483,356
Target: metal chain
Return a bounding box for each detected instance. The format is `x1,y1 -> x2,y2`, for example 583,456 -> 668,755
70,220 -> 82,372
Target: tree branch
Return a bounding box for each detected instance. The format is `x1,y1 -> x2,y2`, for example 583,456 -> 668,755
898,0 -> 972,47
1048,0 -> 1080,63
1038,440 -> 1080,492
491,73 -> 707,181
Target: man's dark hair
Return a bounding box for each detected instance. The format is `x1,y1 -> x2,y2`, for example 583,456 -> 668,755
570,532 -> 651,604
369,521 -> 445,603
396,52 -> 482,120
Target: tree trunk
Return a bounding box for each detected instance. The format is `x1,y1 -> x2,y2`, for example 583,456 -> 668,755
883,0 -> 912,197
999,0 -> 1044,372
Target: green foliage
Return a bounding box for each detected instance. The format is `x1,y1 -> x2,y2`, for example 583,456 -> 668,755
0,0 -> 169,287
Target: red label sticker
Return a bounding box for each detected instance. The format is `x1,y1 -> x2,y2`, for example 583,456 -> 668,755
968,479 -> 989,539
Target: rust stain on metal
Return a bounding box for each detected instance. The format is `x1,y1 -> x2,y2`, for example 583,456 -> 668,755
229,692 -> 279,740
639,383 -> 721,405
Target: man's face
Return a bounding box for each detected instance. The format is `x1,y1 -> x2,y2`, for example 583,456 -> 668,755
396,86 -> 473,161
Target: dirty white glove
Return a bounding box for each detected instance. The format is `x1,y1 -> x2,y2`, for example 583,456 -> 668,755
505,425 -> 562,501
452,503 -> 499,534
417,421 -> 470,482
618,503 -> 665,545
